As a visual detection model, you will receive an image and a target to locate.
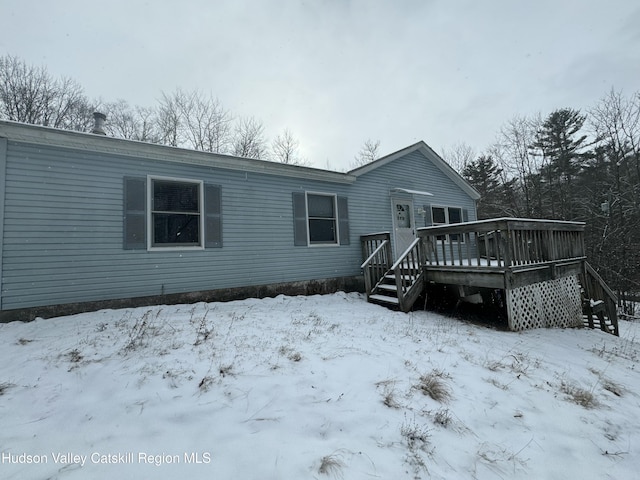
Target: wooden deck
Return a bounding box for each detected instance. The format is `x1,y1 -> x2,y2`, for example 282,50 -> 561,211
361,218 -> 618,335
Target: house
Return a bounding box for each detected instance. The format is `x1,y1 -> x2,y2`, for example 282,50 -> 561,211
0,118 -> 480,322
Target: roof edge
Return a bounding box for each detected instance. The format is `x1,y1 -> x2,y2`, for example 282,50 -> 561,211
349,140 -> 481,200
0,120 -> 356,185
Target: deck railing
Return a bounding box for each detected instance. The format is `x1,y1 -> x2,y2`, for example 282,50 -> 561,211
418,218 -> 586,268
360,232 -> 392,299
417,218 -> 587,290
581,262 -> 619,336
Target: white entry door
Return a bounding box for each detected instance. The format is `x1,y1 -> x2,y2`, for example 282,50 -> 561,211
392,198 -> 415,259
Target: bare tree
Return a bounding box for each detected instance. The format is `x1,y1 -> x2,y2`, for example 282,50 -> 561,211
156,91 -> 183,146
352,139 -> 380,168
0,54 -> 91,130
440,142 -> 476,174
587,89 -> 640,313
232,116 -> 268,159
495,114 -> 543,216
156,89 -> 232,152
103,99 -> 159,142
271,129 -> 307,165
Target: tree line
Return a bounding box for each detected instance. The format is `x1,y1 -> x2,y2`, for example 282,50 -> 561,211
0,55 -> 307,165
453,92 -> 640,314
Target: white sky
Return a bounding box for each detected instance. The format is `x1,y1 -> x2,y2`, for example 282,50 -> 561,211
1,0 -> 639,170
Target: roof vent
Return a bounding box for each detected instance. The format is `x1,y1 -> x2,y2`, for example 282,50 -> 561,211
91,112 -> 107,135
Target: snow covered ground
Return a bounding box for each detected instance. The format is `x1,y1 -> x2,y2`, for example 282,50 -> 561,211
1,292 -> 639,479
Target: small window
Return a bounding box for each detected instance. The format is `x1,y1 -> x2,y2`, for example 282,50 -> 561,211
307,193 -> 337,245
431,205 -> 464,242
150,178 -> 203,248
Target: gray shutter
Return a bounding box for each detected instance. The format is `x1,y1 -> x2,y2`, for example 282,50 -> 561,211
292,192 -> 307,246
123,177 -> 146,250
462,208 -> 469,223
204,184 -> 222,248
337,196 -> 350,245
423,204 -> 432,227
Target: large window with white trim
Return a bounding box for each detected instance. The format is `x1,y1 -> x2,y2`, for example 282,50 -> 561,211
150,177 -> 203,248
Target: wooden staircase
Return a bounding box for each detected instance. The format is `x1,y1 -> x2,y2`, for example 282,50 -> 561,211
361,233 -> 426,312
580,262 -> 619,336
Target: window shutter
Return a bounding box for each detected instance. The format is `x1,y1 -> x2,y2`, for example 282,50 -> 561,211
292,192 -> 308,246
123,177 -> 146,250
204,184 -> 222,248
423,204 -> 432,227
337,196 -> 350,245
463,208 -> 469,223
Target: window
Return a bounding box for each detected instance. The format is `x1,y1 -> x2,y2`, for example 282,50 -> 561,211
292,192 -> 349,246
307,193 -> 338,244
432,205 -> 464,242
150,177 -> 203,248
124,177 -> 221,250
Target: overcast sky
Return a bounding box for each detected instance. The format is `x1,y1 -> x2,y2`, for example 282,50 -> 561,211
1,0 -> 639,171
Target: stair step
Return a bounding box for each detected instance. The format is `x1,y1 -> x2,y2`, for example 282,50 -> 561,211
377,284 -> 398,292
384,274 -> 416,281
369,294 -> 400,305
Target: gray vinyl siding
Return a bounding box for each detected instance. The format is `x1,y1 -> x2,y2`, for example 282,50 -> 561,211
1,141 -> 360,310
349,150 -> 477,255
0,138 -> 6,310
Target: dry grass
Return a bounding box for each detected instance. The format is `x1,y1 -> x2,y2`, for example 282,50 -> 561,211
560,380 -> 599,409
318,452 -> 345,478
0,382 -> 15,395
416,370 -> 452,403
432,408 -> 452,428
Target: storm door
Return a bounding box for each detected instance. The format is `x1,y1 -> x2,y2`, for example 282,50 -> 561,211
391,198 -> 415,259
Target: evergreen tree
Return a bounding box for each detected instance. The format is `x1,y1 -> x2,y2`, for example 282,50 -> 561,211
462,155 -> 516,219
529,108 -> 588,219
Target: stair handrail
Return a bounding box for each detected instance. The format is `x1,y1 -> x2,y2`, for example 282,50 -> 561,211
390,238 -> 422,271
361,239 -> 390,269
392,237 -> 426,312
582,261 -> 619,336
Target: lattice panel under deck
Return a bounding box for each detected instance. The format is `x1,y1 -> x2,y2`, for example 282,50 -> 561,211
506,276 -> 583,331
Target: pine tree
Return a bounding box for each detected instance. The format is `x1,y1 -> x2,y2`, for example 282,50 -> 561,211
529,108 -> 588,219
462,155 -> 516,219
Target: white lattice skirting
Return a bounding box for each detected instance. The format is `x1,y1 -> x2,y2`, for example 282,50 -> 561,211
506,276 -> 583,331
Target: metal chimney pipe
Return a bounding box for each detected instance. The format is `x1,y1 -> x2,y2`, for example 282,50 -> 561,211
91,112 -> 107,135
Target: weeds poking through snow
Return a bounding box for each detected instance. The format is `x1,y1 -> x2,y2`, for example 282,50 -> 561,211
375,379 -> 401,409
476,441 -> 529,476
401,415 -> 432,477
278,345 -> 302,362
194,309 -> 214,346
318,452 -> 345,478
123,309 -> 158,352
602,378 -> 624,397
416,369 -> 452,403
432,408 -> 452,427
0,382 -> 15,395
383,389 -> 401,409
17,338 -> 32,345
65,348 -> 83,370
219,364 -> 234,378
559,380 -> 599,409
198,376 -> 215,392
401,416 -> 432,450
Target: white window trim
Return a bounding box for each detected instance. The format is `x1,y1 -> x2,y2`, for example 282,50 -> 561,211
147,175 -> 205,251
305,191 -> 340,247
431,204 -> 465,243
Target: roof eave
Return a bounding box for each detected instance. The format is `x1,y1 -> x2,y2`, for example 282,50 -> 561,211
0,120 -> 356,185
